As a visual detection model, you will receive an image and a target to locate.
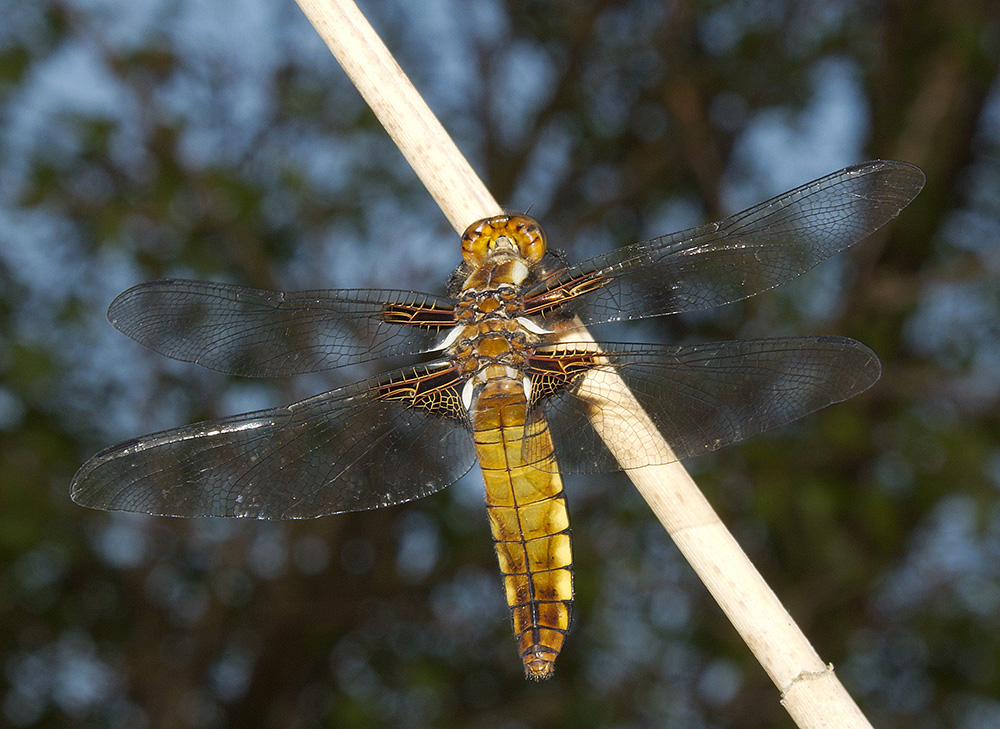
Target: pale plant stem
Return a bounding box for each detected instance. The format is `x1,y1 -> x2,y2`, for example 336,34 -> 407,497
293,0 -> 876,726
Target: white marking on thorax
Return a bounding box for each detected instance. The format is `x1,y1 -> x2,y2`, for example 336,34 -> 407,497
509,259 -> 529,285
433,326 -> 465,352
516,317 -> 550,335
462,379 -> 475,412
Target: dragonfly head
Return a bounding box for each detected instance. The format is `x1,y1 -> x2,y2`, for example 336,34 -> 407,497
461,214 -> 547,267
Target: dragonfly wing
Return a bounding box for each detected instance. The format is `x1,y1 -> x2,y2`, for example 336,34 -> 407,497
525,337 -> 880,473
109,280 -> 456,376
523,160 -> 924,326
71,363 -> 475,518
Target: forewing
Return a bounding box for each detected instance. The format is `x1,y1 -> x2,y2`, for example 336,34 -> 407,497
71,363 -> 475,518
523,160 -> 924,326
525,337 -> 880,472
109,279 -> 455,376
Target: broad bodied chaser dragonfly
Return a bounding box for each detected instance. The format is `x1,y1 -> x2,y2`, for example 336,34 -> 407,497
73,160 -> 924,679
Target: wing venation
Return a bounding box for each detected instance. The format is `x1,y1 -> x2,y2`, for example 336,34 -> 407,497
71,363 -> 474,518
525,337 -> 881,472
109,280 -> 455,376
525,161 -> 925,326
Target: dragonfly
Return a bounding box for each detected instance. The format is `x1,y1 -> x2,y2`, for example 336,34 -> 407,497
72,160 -> 924,679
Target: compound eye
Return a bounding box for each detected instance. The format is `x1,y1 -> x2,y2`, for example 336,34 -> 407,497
512,216 -> 547,263
461,215 -> 547,265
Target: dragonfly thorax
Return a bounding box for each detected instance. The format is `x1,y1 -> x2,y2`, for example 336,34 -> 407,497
447,289 -> 535,376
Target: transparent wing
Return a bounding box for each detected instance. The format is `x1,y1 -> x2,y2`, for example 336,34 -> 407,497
108,280 -> 456,376
525,337 -> 880,472
71,363 -> 475,518
523,160 -> 924,326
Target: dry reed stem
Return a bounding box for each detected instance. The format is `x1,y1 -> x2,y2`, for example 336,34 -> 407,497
293,0 -> 876,726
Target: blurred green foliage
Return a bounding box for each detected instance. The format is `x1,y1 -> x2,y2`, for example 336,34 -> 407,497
2,0 -> 1000,727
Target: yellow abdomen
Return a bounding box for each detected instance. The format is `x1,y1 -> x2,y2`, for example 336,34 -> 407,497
472,378 -> 573,679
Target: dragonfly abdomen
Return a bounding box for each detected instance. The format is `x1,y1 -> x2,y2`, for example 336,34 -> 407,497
472,377 -> 573,680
